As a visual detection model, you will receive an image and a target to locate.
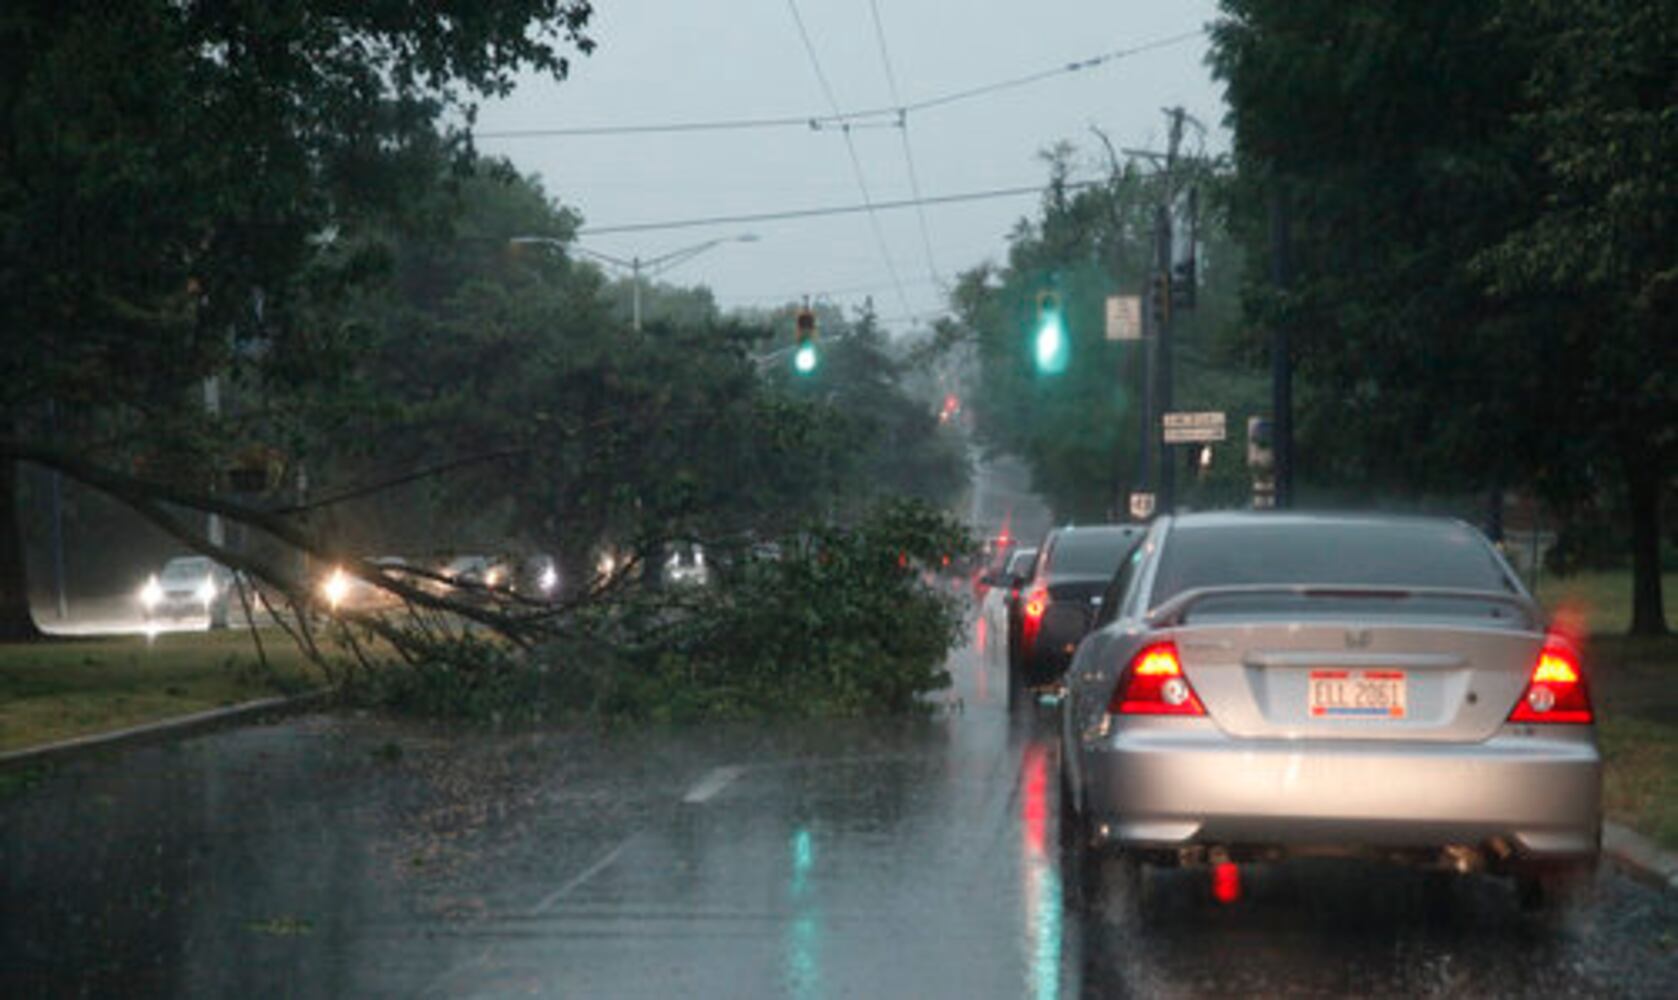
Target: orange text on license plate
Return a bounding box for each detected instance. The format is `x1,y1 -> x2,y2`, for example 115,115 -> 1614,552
1308,669 -> 1406,718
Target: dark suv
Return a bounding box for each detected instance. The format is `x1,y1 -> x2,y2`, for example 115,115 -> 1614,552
1010,524 -> 1144,702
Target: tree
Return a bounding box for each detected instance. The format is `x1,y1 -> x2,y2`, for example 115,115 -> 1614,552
0,0 -> 596,637
1211,0 -> 1673,634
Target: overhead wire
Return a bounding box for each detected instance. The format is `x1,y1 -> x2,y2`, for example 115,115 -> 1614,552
783,0 -> 914,319
576,177 -> 1104,236
472,28 -> 1206,140
867,0 -> 942,293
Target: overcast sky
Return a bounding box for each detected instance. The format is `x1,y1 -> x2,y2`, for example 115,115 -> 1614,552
473,0 -> 1229,332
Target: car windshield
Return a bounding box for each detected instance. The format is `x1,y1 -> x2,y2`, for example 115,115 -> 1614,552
1150,520 -> 1517,607
1005,549 -> 1037,576
159,558 -> 212,581
1046,530 -> 1140,577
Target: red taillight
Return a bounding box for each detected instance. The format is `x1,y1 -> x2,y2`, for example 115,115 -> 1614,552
1108,641 -> 1205,716
1022,586 -> 1048,621
1508,635 -> 1592,724
1212,862 -> 1241,904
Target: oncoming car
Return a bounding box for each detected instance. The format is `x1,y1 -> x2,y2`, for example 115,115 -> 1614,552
1058,511 -> 1601,916
138,555 -> 236,628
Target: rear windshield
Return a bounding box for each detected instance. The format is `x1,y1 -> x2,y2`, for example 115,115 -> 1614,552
1150,520 -> 1514,606
1005,549 -> 1037,576
1046,530 -> 1140,577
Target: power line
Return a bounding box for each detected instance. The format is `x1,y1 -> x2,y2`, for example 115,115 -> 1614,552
577,178 -> 1103,236
472,27 -> 1206,141
784,0 -> 914,319
867,0 -> 942,291
906,29 -> 1205,116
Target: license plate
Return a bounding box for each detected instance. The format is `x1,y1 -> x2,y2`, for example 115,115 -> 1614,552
1309,670 -> 1406,719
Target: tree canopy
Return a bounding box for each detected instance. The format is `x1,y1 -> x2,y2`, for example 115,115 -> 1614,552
1210,0 -> 1674,633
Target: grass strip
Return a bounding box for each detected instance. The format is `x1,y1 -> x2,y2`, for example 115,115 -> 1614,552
0,629 -> 325,753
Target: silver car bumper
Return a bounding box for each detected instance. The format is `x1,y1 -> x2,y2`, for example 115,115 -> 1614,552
1079,719 -> 1600,859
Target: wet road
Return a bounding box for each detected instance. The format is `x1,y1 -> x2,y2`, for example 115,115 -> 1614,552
4,617 -> 1676,997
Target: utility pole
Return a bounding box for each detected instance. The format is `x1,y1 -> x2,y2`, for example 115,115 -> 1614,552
1156,107 -> 1186,515
1268,189 -> 1293,509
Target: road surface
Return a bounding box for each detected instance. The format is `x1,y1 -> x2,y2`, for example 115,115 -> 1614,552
3,616 -> 1675,997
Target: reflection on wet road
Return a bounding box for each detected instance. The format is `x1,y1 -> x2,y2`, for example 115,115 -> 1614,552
3,614 -> 1676,997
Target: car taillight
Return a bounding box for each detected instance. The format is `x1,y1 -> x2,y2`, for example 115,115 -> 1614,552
1108,641 -> 1205,716
1023,586 -> 1048,621
1508,635 -> 1592,724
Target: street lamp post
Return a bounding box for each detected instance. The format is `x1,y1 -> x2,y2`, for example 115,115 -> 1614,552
510,233 -> 759,332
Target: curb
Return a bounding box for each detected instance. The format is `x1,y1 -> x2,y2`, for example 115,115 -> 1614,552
0,688 -> 333,774
1603,821 -> 1678,894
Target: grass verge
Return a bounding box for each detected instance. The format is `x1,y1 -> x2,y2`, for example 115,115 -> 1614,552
0,629 -> 325,754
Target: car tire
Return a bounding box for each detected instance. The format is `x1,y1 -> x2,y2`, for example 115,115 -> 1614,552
209,601 -> 229,630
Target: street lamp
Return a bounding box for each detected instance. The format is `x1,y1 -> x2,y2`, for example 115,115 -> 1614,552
510,233 -> 759,332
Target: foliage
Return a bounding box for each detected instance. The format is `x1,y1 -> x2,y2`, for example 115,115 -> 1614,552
765,303 -> 970,512
587,500 -> 972,722
1210,0 -> 1674,633
0,0 -> 598,637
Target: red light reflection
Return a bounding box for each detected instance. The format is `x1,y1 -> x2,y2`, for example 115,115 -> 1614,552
1021,744 -> 1048,857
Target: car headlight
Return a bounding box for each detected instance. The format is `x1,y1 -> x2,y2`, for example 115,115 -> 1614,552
196,578 -> 217,604
321,568 -> 349,609
485,567 -> 503,588
139,577 -> 162,608
538,566 -> 559,593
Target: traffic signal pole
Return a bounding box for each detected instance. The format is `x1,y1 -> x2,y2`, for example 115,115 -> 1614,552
1156,108 -> 1185,515
1269,189 -> 1293,509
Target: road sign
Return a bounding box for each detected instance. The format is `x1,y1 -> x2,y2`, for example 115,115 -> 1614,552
1162,410 -> 1227,444
1105,295 -> 1141,341
1129,491 -> 1155,520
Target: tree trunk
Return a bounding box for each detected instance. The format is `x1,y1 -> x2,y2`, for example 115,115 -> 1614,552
0,457 -> 43,640
1624,453 -> 1669,637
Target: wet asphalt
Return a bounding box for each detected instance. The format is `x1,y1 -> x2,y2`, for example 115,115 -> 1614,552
3,613 -> 1676,998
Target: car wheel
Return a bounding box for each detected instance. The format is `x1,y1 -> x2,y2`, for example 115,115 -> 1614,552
209,600 -> 229,630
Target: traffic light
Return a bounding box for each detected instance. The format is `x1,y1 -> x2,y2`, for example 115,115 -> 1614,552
1032,291 -> 1068,375
793,307 -> 818,375
1149,270 -> 1171,331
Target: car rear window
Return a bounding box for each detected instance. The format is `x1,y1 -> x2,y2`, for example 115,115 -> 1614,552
1046,529 -> 1140,577
1150,520 -> 1514,606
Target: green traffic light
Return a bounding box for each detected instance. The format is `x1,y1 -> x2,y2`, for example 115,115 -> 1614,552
794,342 -> 818,374
1033,308 -> 1068,375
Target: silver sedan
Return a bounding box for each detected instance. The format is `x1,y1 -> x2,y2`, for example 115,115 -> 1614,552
1058,511 -> 1600,915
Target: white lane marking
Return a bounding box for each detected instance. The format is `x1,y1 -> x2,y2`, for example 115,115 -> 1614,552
682,765 -> 746,804
531,839 -> 630,915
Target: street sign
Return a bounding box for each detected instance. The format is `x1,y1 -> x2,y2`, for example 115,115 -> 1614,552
1129,491 -> 1156,520
1105,295 -> 1141,341
1162,410 -> 1227,443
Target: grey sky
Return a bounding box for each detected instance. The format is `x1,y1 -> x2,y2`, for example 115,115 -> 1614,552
473,1 -> 1229,332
